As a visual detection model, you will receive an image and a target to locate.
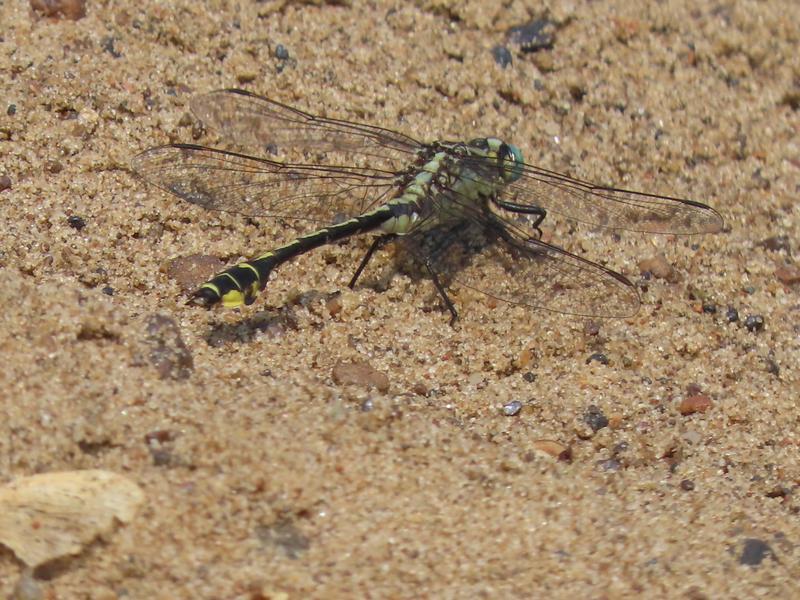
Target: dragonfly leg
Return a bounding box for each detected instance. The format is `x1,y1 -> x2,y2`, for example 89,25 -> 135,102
493,199 -> 546,239
348,234 -> 397,289
424,261 -> 459,326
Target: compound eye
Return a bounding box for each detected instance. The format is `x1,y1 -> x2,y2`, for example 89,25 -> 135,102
500,143 -> 524,182
469,138 -> 489,150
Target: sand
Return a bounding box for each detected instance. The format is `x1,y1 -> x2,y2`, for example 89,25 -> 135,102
1,0 -> 798,597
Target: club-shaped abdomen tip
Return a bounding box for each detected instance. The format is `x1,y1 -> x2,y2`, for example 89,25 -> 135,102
187,286 -> 220,308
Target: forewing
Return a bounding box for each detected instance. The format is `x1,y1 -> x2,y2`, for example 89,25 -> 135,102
459,156 -> 723,235
408,218 -> 640,318
191,89 -> 422,173
131,144 -> 398,223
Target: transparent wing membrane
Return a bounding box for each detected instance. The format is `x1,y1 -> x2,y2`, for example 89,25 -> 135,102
459,158 -> 724,235
191,89 -> 421,172
131,144 -> 398,224
407,218 -> 639,318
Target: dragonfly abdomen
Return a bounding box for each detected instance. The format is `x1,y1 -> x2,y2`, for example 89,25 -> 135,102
191,201 -> 416,308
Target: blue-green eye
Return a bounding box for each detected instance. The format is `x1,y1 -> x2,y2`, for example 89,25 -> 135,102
503,143 -> 524,182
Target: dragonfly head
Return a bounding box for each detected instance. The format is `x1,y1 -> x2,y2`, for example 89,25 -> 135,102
472,137 -> 524,183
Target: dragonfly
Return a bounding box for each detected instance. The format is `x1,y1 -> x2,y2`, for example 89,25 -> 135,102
131,89 -> 723,324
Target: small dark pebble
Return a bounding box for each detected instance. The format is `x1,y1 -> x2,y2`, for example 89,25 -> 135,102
255,519 -> 310,560
491,45 -> 512,68
612,441 -> 629,456
702,303 -> 717,314
101,36 -> 122,58
764,485 -> 790,499
686,382 -> 703,396
67,215 -> 86,230
360,398 -> 374,412
586,352 -> 609,365
763,357 -> 780,376
757,235 -> 791,253
411,381 -> 429,396
583,321 -> 601,336
102,286 -> 114,296
726,306 -> 739,322
781,90 -> 800,110
149,448 -> 173,467
502,400 -> 523,416
144,429 -> 175,445
45,160 -> 63,174
144,314 -> 194,381
274,44 -> 290,60
0,175 -> 11,192
506,19 -> 555,53
739,538 -> 773,566
744,315 -> 764,332
522,371 -> 537,383
583,405 -> 609,432
191,121 -> 206,140
596,458 -> 622,472
680,479 -> 695,491
6,104 -> 16,116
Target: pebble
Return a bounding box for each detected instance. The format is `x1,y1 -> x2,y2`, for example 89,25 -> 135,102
739,538 -> 773,566
756,235 -> 791,253
583,405 -> 609,432
491,45 -> 512,68
585,352 -> 609,365
744,315 -> 765,332
164,254 -> 224,292
775,265 -> 800,285
530,439 -> 571,461
331,360 -> 390,392
502,400 -> 522,416
144,314 -> 194,381
30,0 -> 86,20
67,215 -> 86,230
506,19 -> 555,53
638,254 -> 678,281
678,394 -> 713,415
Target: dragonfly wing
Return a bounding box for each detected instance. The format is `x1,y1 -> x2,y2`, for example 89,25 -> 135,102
405,218 -> 640,318
191,89 -> 422,173
130,144 -> 398,223
459,156 -> 723,235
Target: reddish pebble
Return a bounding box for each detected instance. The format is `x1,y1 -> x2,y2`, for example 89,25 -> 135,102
775,265 -> 800,286
164,254 -> 224,292
0,175 -> 11,192
332,360 -> 390,392
679,394 -> 713,415
638,254 -> 678,281
30,0 -> 86,20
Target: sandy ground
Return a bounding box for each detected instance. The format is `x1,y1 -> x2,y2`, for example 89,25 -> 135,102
1,0 -> 798,597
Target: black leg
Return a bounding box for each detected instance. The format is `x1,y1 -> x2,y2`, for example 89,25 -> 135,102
493,199 -> 546,238
348,234 -> 396,289
424,261 -> 458,326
